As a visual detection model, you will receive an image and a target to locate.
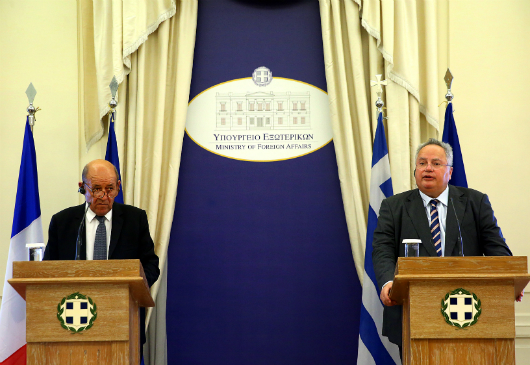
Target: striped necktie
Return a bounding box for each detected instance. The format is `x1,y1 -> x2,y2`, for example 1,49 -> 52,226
430,199 -> 442,257
93,216 -> 107,260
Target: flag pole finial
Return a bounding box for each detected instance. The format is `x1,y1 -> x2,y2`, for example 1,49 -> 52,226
370,74 -> 387,113
444,68 -> 454,102
109,76 -> 119,113
26,83 -> 37,130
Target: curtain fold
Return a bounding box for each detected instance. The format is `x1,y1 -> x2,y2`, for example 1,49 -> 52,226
86,0 -> 177,151
79,1 -> 198,363
319,0 -> 442,281
144,259 -> 168,365
121,2 -> 198,324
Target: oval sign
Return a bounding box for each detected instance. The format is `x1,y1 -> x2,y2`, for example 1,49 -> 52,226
185,77 -> 333,162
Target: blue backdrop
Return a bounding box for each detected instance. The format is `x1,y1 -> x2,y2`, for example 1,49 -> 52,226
166,1 -> 362,363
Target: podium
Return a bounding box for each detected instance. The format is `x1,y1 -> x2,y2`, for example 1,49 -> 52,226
8,259 -> 155,365
390,256 -> 530,365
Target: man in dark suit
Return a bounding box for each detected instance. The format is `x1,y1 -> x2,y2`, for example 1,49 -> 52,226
372,138 -> 520,349
44,159 -> 159,351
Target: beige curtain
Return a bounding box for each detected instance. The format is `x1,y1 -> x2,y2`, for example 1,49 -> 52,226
319,0 -> 442,281
85,0 -> 177,150
78,1 -> 198,363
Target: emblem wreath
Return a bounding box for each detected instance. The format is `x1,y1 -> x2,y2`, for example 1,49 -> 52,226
57,292 -> 97,333
441,288 -> 481,328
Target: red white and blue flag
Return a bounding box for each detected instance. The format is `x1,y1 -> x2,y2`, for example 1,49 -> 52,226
0,117 -> 43,364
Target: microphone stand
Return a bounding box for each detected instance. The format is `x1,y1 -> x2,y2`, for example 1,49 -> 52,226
75,203 -> 91,260
450,197 -> 464,257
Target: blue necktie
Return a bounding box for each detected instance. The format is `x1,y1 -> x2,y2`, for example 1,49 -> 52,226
93,216 -> 107,260
429,199 -> 442,256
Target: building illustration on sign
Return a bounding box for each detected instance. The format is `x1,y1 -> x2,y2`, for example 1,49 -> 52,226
215,91 -> 311,131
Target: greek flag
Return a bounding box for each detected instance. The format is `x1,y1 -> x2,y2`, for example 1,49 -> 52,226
105,112 -> 124,203
357,112 -> 401,365
0,117 -> 44,364
442,102 -> 467,188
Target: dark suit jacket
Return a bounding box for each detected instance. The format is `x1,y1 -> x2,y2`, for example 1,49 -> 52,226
44,202 -> 160,345
372,185 -> 512,346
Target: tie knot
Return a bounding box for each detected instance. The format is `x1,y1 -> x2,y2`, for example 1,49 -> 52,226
96,215 -> 106,223
430,199 -> 439,207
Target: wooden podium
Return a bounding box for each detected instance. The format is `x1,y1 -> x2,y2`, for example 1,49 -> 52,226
8,259 -> 154,365
390,256 -> 530,365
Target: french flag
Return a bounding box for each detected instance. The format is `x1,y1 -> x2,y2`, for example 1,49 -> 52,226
0,117 -> 43,364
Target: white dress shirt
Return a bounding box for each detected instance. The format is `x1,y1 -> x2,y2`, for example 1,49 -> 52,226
419,186 -> 449,257
85,203 -> 112,260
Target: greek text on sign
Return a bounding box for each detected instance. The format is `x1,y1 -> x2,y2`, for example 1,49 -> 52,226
186,68 -> 333,162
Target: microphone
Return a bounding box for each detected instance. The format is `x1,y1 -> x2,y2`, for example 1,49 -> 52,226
75,203 -> 91,260
450,197 -> 464,257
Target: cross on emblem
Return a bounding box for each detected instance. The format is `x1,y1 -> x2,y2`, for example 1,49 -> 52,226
448,294 -> 473,322
256,70 -> 269,82
252,67 -> 272,87
65,299 -> 89,325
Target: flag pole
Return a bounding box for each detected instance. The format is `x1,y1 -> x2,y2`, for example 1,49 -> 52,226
26,83 -> 38,132
109,76 -> 118,120
105,76 -> 124,204
441,68 -> 468,188
0,84 -> 44,364
444,68 -> 454,103
370,74 -> 387,117
357,75 -> 400,365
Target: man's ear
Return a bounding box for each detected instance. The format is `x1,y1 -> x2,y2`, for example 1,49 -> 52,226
78,182 -> 86,195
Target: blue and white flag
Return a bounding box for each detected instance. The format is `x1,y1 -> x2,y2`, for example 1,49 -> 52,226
105,112 -> 124,203
0,117 -> 44,364
442,102 -> 467,188
357,112 -> 401,365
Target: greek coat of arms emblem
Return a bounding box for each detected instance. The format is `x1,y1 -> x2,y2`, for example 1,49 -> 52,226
252,66 -> 273,87
441,288 -> 482,328
57,292 -> 97,333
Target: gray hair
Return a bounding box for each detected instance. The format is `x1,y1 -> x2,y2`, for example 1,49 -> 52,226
415,138 -> 453,166
81,162 -> 120,184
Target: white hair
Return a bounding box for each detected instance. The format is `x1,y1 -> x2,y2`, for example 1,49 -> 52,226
415,138 -> 453,166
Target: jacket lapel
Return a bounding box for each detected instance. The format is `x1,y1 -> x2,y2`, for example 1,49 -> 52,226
445,185 -> 466,256
109,203 -> 123,258
404,190 -> 438,257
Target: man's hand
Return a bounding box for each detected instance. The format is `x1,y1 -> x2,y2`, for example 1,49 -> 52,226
517,290 -> 525,302
380,281 -> 398,306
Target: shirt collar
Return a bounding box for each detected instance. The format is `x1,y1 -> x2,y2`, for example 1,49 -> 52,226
419,185 -> 449,207
85,202 -> 113,223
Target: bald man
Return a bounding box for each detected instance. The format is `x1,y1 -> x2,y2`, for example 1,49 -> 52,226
44,159 -> 159,348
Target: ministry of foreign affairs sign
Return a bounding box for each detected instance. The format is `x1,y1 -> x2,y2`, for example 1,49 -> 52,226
57,292 -> 97,333
441,288 -> 482,328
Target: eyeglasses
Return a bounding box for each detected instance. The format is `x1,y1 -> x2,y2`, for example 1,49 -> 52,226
416,161 -> 452,170
84,184 -> 119,199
